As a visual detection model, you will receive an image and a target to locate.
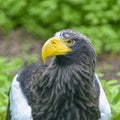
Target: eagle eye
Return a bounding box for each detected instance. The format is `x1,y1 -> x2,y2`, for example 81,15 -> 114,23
65,39 -> 75,47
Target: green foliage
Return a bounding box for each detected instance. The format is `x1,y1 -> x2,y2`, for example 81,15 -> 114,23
101,80 -> 120,120
0,57 -> 23,119
0,0 -> 120,54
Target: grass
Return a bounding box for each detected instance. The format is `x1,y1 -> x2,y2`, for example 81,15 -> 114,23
101,79 -> 120,120
0,57 -> 120,120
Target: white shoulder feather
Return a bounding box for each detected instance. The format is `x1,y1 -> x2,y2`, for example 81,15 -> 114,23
10,74 -> 32,120
95,74 -> 111,120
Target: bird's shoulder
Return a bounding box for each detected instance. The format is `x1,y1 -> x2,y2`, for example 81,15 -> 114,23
93,74 -> 100,99
17,63 -> 47,83
6,63 -> 48,120
17,63 -> 48,102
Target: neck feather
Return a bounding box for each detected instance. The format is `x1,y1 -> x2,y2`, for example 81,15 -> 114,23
32,56 -> 100,119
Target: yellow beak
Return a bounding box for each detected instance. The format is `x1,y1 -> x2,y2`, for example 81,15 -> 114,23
41,37 -> 72,63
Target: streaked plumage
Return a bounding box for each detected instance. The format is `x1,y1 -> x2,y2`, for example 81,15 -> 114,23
6,29 -> 111,120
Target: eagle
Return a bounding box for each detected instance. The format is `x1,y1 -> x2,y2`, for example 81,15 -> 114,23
6,29 -> 111,120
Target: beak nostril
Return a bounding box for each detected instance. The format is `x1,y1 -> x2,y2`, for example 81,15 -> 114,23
52,41 -> 56,45
51,39 -> 57,45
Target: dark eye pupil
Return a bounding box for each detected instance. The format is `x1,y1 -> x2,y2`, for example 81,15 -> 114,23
70,40 -> 74,44
67,40 -> 75,46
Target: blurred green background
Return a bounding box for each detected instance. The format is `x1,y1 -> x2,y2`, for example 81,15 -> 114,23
0,0 -> 120,53
0,0 -> 120,119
